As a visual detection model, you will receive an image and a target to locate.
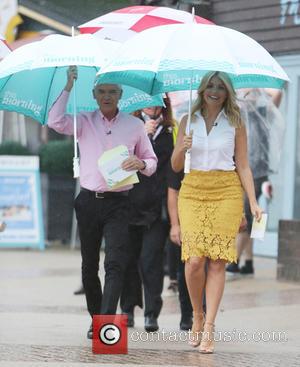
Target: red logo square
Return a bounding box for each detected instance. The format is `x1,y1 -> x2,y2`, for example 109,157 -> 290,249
92,314 -> 128,354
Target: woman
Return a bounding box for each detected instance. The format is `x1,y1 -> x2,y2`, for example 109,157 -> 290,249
120,97 -> 175,332
171,71 -> 263,353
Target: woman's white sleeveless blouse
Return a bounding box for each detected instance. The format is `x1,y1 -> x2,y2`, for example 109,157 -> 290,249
190,110 -> 236,171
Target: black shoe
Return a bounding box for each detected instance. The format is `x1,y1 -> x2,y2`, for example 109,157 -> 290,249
240,261 -> 254,275
123,311 -> 134,327
87,322 -> 93,339
226,262 -> 240,273
180,315 -> 193,331
145,315 -> 159,332
74,285 -> 85,295
168,280 -> 178,293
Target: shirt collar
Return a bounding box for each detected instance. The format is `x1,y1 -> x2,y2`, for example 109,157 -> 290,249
99,109 -> 121,123
216,109 -> 227,121
195,108 -> 227,119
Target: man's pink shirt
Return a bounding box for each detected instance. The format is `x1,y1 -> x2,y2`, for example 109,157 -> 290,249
47,91 -> 157,192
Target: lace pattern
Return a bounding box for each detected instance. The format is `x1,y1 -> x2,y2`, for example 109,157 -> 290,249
178,170 -> 243,263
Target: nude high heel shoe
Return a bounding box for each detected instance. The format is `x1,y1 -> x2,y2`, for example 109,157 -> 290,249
188,312 -> 205,347
199,322 -> 215,354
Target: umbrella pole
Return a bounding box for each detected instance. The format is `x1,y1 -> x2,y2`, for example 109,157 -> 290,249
184,77 -> 193,174
72,79 -> 80,178
183,5 -> 195,174
71,26 -> 80,178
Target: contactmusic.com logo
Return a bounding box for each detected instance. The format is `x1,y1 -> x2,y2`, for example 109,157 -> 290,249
93,315 -> 128,354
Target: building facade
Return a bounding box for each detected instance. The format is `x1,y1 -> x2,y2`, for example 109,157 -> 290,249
209,0 -> 300,256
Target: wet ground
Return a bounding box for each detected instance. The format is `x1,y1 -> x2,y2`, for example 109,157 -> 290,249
0,246 -> 299,366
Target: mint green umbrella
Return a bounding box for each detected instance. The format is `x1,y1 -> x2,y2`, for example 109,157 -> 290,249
0,66 -> 163,124
0,34 -> 163,177
0,34 -> 163,123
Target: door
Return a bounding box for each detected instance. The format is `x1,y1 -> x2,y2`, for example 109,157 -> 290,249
253,54 -> 300,257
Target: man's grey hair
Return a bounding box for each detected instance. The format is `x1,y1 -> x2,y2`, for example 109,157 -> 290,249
94,80 -> 122,91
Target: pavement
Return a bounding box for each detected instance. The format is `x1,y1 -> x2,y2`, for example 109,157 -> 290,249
0,245 -> 299,366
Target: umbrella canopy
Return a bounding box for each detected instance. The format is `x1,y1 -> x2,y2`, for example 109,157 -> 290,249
0,34 -> 163,125
96,23 -> 289,93
0,33 -> 117,79
78,5 -> 213,42
0,34 -> 11,59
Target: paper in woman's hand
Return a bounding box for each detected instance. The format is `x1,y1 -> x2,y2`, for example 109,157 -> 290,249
250,213 -> 268,241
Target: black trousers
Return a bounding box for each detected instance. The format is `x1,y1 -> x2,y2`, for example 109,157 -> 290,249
120,219 -> 169,318
75,190 -> 130,317
167,237 -> 179,281
245,176 -> 268,234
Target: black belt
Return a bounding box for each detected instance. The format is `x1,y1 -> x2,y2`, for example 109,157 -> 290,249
80,187 -> 129,199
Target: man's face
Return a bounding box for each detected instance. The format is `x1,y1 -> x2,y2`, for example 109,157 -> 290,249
93,84 -> 122,115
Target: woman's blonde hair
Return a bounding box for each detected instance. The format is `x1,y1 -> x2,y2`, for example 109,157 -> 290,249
191,71 -> 242,128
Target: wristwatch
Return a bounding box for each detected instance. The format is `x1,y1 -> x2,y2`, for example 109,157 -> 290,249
140,160 -> 147,170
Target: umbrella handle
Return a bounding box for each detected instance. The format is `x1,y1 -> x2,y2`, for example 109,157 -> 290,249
73,82 -> 80,178
73,157 -> 80,178
184,150 -> 191,173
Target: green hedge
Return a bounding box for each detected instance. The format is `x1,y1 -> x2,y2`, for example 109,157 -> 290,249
0,141 -> 31,155
39,139 -> 74,176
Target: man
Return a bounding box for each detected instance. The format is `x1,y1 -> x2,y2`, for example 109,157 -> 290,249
48,66 -> 157,339
120,103 -> 173,332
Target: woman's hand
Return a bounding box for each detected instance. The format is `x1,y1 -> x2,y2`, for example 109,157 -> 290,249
250,202 -> 264,222
144,119 -> 158,135
182,131 -> 193,152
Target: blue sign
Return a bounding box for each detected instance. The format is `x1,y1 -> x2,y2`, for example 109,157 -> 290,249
0,156 -> 44,249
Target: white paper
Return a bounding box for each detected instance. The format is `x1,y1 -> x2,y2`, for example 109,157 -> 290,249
250,213 -> 268,241
97,145 -> 138,189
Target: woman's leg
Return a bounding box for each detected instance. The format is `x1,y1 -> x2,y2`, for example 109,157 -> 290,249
185,257 -> 206,314
185,257 -> 206,346
199,258 -> 226,353
205,259 -> 226,324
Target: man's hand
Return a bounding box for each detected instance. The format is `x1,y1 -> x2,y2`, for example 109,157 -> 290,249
121,155 -> 145,171
65,65 -> 78,92
170,224 -> 181,246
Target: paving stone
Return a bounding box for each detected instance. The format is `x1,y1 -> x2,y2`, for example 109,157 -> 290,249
0,344 -> 299,366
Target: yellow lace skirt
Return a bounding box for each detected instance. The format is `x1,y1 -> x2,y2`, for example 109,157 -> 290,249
178,170 -> 243,263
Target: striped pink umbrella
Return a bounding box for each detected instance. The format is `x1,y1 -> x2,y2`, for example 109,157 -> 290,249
79,5 -> 213,42
0,35 -> 11,59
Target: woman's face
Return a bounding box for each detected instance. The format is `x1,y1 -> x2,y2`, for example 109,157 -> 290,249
202,75 -> 228,109
142,106 -> 162,118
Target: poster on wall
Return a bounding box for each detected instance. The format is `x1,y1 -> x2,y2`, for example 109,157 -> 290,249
0,156 -> 44,249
